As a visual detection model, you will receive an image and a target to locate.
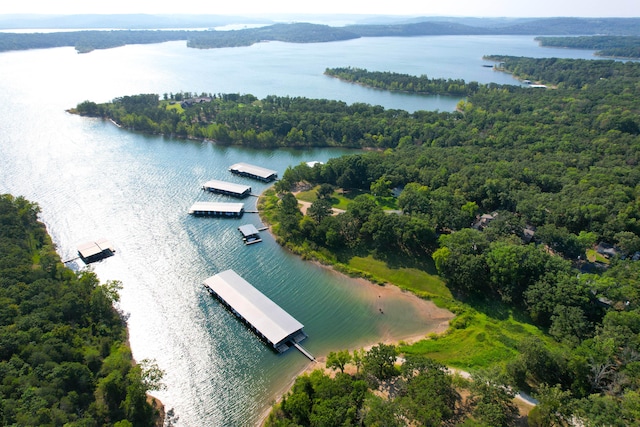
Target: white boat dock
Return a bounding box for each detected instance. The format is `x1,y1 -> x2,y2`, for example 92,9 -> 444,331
203,269 -> 313,359
189,201 -> 245,217
238,224 -> 262,244
77,238 -> 115,263
202,179 -> 252,198
229,162 -> 278,182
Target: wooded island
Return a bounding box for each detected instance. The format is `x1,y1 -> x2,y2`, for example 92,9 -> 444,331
1,19 -> 639,55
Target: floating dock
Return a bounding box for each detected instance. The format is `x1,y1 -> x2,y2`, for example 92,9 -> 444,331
202,179 -> 252,198
188,201 -> 244,217
77,238 -> 115,263
238,224 -> 262,245
203,269 -> 312,358
229,162 -> 278,182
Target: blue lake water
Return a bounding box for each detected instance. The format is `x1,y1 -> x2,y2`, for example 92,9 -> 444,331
0,35 -> 601,425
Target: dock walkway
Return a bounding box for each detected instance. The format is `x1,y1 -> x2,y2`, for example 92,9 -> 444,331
293,343 -> 316,361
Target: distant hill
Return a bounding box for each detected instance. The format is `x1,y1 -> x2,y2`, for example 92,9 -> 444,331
347,17 -> 640,37
1,17 -> 639,54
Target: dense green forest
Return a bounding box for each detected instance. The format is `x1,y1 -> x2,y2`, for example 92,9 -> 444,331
259,57 -> 640,425
72,56 -> 640,424
345,17 -> 640,38
187,23 -> 359,49
0,194 -> 164,426
0,30 -> 192,53
485,55 -> 640,88
266,345 -> 525,426
2,17 -> 640,53
324,67 -> 479,96
266,342 -> 640,426
535,36 -> 640,59
72,92 -> 452,149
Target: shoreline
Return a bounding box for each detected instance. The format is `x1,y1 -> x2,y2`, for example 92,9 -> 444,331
125,334 -> 166,426
255,191 -> 455,426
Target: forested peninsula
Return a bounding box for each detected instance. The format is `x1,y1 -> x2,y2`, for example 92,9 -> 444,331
535,36 -> 640,59
72,56 -> 640,424
0,194 -> 164,426
2,17 -> 640,54
324,67 -> 478,96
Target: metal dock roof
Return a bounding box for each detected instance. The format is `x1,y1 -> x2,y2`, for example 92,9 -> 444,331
203,270 -> 304,350
228,162 -> 278,181
77,238 -> 115,262
202,179 -> 251,196
188,201 -> 244,215
238,224 -> 260,237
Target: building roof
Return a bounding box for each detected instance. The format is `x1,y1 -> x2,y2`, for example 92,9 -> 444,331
77,238 -> 114,258
77,238 -> 115,261
229,162 -> 278,180
238,224 -> 260,237
203,179 -> 251,195
204,270 -> 303,346
189,201 -> 244,214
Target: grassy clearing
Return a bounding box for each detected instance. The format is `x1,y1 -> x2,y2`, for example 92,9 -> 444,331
348,255 -> 451,300
400,309 -> 549,370
297,186 -> 397,210
347,254 -> 550,370
586,248 -> 609,264
261,186 -> 553,371
162,101 -> 184,114
257,189 -> 280,225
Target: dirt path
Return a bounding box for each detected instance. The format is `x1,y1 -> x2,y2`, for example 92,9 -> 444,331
296,199 -> 345,216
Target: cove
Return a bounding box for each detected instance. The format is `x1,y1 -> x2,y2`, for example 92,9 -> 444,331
0,35 -> 600,425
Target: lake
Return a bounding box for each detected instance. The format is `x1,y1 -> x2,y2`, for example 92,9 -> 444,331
0,35 -> 600,426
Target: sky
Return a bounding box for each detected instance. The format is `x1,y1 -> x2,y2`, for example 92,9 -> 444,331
0,0 -> 638,18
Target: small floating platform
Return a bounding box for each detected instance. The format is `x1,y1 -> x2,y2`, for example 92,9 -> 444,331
229,162 -> 278,182
238,224 -> 262,245
189,201 -> 244,217
203,269 -> 309,355
202,179 -> 252,198
77,238 -> 115,264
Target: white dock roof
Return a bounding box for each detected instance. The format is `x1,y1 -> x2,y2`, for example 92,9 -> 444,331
77,238 -> 114,258
188,201 -> 244,214
203,179 -> 251,195
229,162 -> 278,180
238,224 -> 260,237
204,270 -> 303,346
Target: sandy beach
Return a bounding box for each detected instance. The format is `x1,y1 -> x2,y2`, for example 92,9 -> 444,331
257,273 -> 454,426
256,227 -> 454,425
255,191 -> 456,425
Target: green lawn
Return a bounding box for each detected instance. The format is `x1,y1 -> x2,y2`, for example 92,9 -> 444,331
296,187 -> 320,203
586,248 -> 609,264
400,309 -> 550,370
296,186 -> 397,211
162,101 -> 184,114
348,255 -> 451,300
265,186 -> 556,371
346,254 -> 550,370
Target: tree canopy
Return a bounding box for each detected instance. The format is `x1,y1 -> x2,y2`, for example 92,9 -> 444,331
0,194 -> 163,426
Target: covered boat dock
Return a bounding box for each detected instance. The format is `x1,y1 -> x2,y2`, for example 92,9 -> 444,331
188,201 -> 245,217
229,162 -> 278,182
238,224 -> 262,245
77,238 -> 115,263
202,179 -> 252,198
203,269 -> 312,357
